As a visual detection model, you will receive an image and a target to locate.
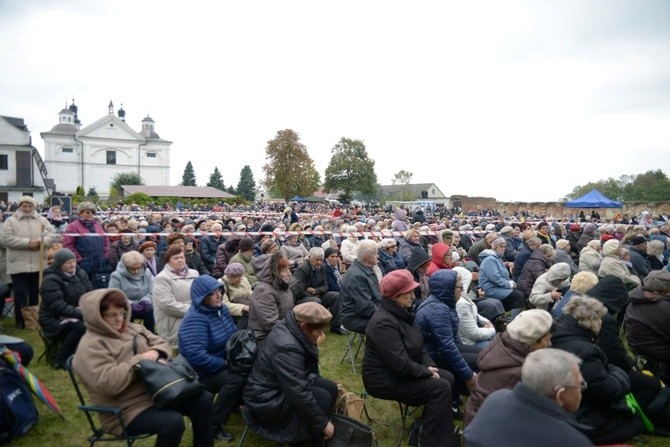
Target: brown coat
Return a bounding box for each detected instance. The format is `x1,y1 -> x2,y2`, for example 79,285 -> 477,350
73,288 -> 172,435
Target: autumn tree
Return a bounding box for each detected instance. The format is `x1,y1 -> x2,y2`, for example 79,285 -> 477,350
181,161 -> 197,186
207,166 -> 225,191
391,170 -> 414,201
262,129 -> 320,200
237,165 -> 256,202
324,137 -> 377,204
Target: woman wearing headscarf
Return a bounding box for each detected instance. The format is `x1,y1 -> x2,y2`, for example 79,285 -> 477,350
464,309 -> 555,426
577,223 -> 597,254
3,196 -> 57,328
579,240 -> 602,275
364,270 -> 456,447
220,262 -> 252,329
528,262 -> 571,312
599,239 -> 641,288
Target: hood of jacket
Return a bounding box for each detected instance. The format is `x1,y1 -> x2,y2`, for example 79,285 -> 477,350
115,259 -> 148,281
477,331 -> 530,372
478,249 -> 498,260
427,269 -> 458,308
253,254 -> 274,283
430,243 -> 451,269
189,274 -> 222,309
587,275 -> 628,314
79,288 -> 131,338
395,209 -> 407,220
407,246 -> 431,273
545,262 -> 571,283
529,249 -> 552,266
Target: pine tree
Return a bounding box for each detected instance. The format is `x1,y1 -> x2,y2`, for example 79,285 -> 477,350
237,165 -> 256,201
207,166 -> 225,191
182,161 -> 197,186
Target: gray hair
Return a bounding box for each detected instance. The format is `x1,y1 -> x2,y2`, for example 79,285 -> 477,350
121,250 -> 145,268
538,244 -> 555,259
647,239 -> 665,257
211,223 -> 222,231
563,295 -> 607,333
527,236 -> 542,249
521,349 -> 582,399
357,240 -> 378,262
308,247 -> 325,259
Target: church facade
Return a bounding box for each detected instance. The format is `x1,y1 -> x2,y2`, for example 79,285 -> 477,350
41,101 -> 171,196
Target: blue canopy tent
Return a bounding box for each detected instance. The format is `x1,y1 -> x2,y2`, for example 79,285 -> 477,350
564,189 -> 623,208
289,195 -> 306,202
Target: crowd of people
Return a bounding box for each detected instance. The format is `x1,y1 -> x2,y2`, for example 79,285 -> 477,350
1,196 -> 670,446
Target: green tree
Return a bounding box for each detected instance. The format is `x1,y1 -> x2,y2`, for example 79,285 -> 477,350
237,165 -> 256,202
324,137 -> 378,204
110,172 -> 144,197
391,170 -> 414,201
563,170 -> 670,202
207,166 -> 225,191
226,185 -> 237,195
181,161 -> 197,186
262,129 -> 320,200
86,187 -> 98,198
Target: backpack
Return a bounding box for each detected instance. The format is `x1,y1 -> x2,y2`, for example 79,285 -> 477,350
225,329 -> 258,375
0,365 -> 38,444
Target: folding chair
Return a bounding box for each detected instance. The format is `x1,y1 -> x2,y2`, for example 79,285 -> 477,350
237,406 -> 282,447
339,331 -> 365,374
1,296 -> 13,318
361,391 -> 418,447
37,329 -> 61,367
65,356 -> 154,447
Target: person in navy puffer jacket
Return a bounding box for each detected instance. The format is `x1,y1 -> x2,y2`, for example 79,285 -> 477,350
179,274 -> 243,442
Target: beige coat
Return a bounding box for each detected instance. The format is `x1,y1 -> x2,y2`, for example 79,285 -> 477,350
599,255 -> 641,288
2,210 -> 56,275
578,246 -> 601,275
221,274 -> 252,316
73,288 -> 172,436
152,265 -> 199,348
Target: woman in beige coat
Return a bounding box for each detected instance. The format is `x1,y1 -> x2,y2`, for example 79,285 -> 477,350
599,239 -> 641,288
578,240 -> 602,275
73,288 -> 213,446
2,196 -> 56,328
152,247 -> 199,348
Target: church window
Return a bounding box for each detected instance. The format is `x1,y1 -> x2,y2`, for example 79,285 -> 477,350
62,147 -> 73,153
146,152 -> 157,158
0,155 -> 7,170
106,150 -> 117,165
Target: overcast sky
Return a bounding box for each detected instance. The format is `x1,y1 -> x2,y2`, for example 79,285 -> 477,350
2,0 -> 669,202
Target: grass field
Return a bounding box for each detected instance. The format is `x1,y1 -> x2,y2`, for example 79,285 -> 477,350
3,316 -> 670,446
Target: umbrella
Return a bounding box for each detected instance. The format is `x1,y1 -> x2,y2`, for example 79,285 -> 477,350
0,347 -> 63,417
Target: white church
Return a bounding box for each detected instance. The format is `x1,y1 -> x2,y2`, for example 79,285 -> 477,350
41,101 -> 171,196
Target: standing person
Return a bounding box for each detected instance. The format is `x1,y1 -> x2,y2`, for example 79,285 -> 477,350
108,229 -> 139,270
363,269 -> 457,447
38,248 -> 92,367
3,196 -> 57,328
199,223 -> 225,273
153,247 -> 199,349
74,289 -> 214,447
63,202 -> 109,278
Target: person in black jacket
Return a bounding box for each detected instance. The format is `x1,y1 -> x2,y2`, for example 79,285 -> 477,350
243,302 -> 337,445
38,248 -> 93,367
363,269 -> 456,447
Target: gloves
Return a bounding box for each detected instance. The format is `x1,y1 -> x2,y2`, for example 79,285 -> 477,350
131,300 -> 151,315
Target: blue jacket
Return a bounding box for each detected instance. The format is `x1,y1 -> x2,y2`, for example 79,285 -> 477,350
178,282 -> 237,377
479,249 -> 514,300
415,269 -> 473,381
324,263 -> 341,292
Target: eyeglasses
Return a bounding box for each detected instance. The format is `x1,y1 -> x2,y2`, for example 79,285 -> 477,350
103,311 -> 127,320
560,379 -> 588,391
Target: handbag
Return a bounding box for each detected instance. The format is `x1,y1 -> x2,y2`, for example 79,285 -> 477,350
132,337 -> 205,409
325,413 -> 374,447
225,329 -> 258,375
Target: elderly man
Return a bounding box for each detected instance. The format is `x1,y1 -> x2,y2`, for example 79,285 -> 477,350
291,247 -> 344,335
340,240 -> 382,333
465,349 -> 593,447
468,231 -> 499,265
626,235 -> 652,280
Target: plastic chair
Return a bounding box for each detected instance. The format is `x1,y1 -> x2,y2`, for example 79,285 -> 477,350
65,356 -> 154,447
339,331 -> 365,374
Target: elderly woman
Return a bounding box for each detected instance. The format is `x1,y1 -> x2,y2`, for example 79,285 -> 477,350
74,289 -> 214,447
178,275 -> 243,442
398,228 -> 423,265
647,239 -> 666,270
577,223 -> 597,253
554,239 -> 579,276
364,270 -> 457,447
579,240 -> 602,274
528,262 -> 571,311
280,233 -> 309,271
248,253 -> 294,341
63,201 -> 108,278
38,248 -> 92,367
109,251 -> 155,333
464,309 -> 555,426
46,205 -> 68,233
3,196 -> 57,328
518,244 -> 555,298
244,302 -> 337,445
478,238 -> 525,316
339,225 -> 360,267
377,238 -> 402,275
229,238 -> 257,286
153,247 -> 199,348
551,296 -> 646,445
138,240 -> 162,278
551,271 -> 599,318
598,239 -> 641,289
453,267 -> 496,348
221,262 -> 252,329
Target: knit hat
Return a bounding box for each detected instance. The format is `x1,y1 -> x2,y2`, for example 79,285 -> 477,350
77,201 -> 96,214
490,237 -> 506,249
587,275 -> 628,315
506,309 -> 554,345
53,248 -> 76,269
583,223 -> 596,235
261,239 -> 278,254
235,223 -> 247,232
324,247 -> 338,258
569,224 -> 581,232
190,274 -> 222,304
225,262 -> 246,277
238,238 -> 255,252
18,196 -> 37,207
556,239 -> 571,251
380,269 -> 419,298
293,302 -> 332,326
138,241 -> 157,253
643,269 -> 670,293
628,235 -> 647,246
500,226 -> 514,235
602,239 -> 620,256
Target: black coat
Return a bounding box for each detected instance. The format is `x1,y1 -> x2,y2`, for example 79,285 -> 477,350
38,265 -> 93,338
625,286 -> 670,362
291,260 -> 328,301
363,297 -> 434,396
243,312 -> 327,443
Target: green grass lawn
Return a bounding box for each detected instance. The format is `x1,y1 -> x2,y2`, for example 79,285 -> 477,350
3,316 -> 670,446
